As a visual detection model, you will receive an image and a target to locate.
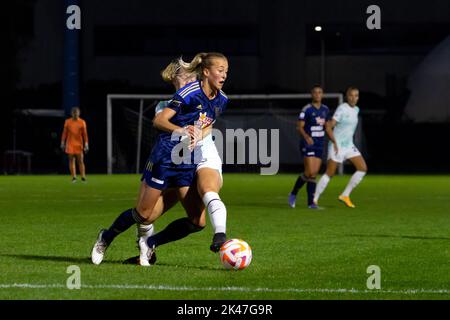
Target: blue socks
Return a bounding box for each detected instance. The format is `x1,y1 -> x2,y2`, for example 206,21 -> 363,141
291,174 -> 308,195
102,208 -> 145,245
307,181 -> 316,206
147,218 -> 204,248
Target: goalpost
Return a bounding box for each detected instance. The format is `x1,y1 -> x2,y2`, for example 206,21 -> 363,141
106,93 -> 346,175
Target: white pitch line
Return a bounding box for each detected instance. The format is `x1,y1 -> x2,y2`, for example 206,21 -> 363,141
0,283 -> 449,295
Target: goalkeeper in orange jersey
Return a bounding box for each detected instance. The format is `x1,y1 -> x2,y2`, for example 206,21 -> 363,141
61,107 -> 89,182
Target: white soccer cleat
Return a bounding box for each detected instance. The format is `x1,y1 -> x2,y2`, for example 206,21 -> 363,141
138,236 -> 155,267
288,193 -> 296,208
91,229 -> 108,265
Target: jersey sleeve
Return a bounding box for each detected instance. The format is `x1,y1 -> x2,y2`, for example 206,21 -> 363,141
298,104 -> 310,121
298,112 -> 305,121
333,105 -> 344,122
167,94 -> 186,112
155,100 -> 171,115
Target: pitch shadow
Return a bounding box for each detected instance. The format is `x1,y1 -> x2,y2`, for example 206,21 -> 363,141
0,253 -> 124,265
122,256 -> 224,271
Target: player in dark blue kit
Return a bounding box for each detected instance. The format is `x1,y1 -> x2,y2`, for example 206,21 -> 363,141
288,85 -> 338,209
91,52 -> 229,265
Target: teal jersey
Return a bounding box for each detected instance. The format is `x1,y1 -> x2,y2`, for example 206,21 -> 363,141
332,103 -> 359,148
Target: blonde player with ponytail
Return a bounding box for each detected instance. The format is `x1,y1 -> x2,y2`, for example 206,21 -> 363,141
110,53 -> 229,266
136,54 -> 229,261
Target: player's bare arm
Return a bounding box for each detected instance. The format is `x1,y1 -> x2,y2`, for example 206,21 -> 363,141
325,119 -> 338,154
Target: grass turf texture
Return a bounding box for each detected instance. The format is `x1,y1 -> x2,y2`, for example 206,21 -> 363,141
0,174 -> 448,300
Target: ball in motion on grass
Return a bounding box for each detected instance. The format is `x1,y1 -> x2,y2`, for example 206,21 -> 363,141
219,239 -> 252,270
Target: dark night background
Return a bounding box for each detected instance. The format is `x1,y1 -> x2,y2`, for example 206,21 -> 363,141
1,0 -> 449,174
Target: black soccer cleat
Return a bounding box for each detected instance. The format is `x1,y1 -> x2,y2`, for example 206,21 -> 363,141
210,232 -> 227,253
122,254 -> 157,265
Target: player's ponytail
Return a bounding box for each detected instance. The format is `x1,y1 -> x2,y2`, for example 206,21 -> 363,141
187,52 -> 227,79
186,52 -> 207,78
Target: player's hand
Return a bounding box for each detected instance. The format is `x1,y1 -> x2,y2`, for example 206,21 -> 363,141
189,124 -> 203,151
60,143 -> 65,152
175,125 -> 195,146
333,142 -> 339,155
184,124 -> 202,151
306,136 -> 314,145
84,143 -> 89,154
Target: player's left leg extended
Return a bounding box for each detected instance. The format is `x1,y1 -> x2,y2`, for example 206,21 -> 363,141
339,155 -> 367,208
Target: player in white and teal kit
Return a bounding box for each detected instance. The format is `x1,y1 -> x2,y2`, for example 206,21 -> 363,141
313,87 -> 368,208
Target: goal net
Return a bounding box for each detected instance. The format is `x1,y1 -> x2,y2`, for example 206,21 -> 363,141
105,93 -> 363,175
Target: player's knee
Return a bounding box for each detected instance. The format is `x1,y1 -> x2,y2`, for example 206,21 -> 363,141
198,181 -> 220,196
135,205 -> 153,222
326,169 -> 336,177
187,217 -> 206,231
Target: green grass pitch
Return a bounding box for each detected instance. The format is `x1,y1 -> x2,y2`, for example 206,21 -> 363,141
0,174 -> 449,300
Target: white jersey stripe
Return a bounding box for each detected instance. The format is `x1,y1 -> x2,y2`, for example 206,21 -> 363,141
220,90 -> 228,99
179,83 -> 199,96
180,86 -> 201,98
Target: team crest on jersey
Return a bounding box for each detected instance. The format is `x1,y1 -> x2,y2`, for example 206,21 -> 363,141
315,117 -> 325,126
197,112 -> 213,128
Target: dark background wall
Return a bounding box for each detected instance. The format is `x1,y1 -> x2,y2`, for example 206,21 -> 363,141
2,0 -> 450,174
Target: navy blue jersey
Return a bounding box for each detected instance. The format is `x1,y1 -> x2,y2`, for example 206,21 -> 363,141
151,80 -> 228,167
298,104 -> 331,147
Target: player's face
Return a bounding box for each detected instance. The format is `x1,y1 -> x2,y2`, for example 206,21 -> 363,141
347,90 -> 359,107
311,87 -> 323,103
173,70 -> 197,90
72,109 -> 80,118
204,58 -> 228,91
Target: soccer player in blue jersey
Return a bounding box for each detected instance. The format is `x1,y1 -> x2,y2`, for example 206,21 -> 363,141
91,52 -> 229,265
288,85 -> 338,209
130,55 -> 229,265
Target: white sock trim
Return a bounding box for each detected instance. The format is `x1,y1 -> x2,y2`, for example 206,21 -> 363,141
137,223 -> 154,239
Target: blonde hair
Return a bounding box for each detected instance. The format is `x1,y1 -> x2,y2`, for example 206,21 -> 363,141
185,52 -> 228,79
160,57 -> 192,83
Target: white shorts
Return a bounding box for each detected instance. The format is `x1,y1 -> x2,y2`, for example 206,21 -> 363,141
328,143 -> 361,163
196,134 -> 223,182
